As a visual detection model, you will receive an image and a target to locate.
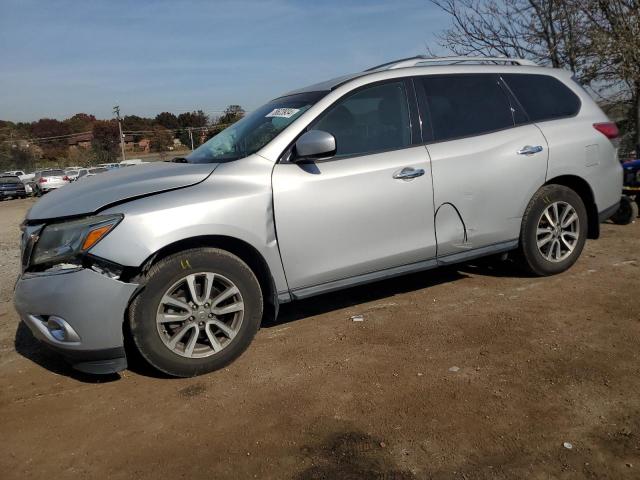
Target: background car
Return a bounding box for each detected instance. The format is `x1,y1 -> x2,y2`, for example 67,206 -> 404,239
83,167 -> 109,178
0,175 -> 27,200
611,158 -> 640,224
32,169 -> 69,196
98,163 -> 121,170
3,170 -> 26,176
64,169 -> 80,182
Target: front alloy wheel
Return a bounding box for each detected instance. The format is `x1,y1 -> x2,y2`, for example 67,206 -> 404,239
157,272 -> 244,358
129,248 -> 263,377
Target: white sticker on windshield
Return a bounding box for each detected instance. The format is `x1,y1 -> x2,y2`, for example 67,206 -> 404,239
265,108 -> 300,118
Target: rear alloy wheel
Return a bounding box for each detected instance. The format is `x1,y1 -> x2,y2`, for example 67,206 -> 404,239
129,248 -> 263,377
535,201 -> 580,262
518,185 -> 587,276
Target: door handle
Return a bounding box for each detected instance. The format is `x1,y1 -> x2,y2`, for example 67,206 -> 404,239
393,167 -> 425,180
517,145 -> 544,155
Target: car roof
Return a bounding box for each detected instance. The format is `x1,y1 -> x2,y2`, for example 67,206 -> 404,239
281,55 -> 551,97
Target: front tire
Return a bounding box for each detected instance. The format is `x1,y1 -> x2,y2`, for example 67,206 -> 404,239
129,248 -> 263,377
518,185 -> 588,276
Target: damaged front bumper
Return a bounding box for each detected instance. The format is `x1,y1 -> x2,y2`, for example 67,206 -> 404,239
14,267 -> 138,374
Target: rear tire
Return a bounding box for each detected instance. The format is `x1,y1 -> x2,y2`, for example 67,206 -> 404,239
129,248 -> 263,377
611,195 -> 638,225
518,185 -> 588,276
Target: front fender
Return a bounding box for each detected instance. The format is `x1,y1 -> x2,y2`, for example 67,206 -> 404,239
90,156 -> 289,295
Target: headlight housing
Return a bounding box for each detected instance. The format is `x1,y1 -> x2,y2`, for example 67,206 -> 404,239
31,214 -> 123,266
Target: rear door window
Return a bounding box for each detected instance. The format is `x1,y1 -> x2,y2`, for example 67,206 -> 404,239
418,74 -> 514,142
502,74 -> 581,122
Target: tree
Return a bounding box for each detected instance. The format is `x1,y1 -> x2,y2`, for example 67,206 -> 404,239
64,113 -> 96,133
218,105 -> 245,125
177,110 -> 209,148
579,0 -> 640,151
429,1 -> 591,74
150,125 -> 174,153
429,0 -> 640,153
122,115 -> 153,132
91,120 -> 120,163
178,110 -> 208,128
154,112 -> 180,130
29,118 -> 70,161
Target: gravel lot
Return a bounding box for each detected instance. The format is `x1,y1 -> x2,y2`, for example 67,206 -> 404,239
0,197 -> 639,479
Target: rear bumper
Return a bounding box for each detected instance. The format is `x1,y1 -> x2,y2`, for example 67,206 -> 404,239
0,190 -> 25,198
14,268 -> 138,374
38,185 -> 64,192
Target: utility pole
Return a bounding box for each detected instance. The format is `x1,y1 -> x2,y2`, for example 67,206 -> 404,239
188,127 -> 194,151
113,105 -> 126,162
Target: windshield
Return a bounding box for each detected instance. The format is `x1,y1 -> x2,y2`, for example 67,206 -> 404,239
0,176 -> 21,184
43,169 -> 64,176
186,91 -> 327,164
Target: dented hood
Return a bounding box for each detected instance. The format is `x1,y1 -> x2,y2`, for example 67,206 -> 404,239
27,162 -> 219,221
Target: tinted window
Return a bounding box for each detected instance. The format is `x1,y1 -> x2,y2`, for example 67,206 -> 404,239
0,176 -> 21,184
43,169 -> 64,176
312,81 -> 411,157
502,74 -> 580,122
419,75 -> 514,142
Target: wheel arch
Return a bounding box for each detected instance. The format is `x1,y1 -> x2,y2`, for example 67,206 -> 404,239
544,175 -> 599,239
122,235 -> 280,344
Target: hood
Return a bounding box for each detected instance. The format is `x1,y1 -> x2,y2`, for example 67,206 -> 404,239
27,161 -> 218,221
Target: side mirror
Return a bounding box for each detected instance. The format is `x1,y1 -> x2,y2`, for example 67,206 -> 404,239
294,130 -> 336,160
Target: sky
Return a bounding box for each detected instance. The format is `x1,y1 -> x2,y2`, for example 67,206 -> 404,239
0,0 -> 449,122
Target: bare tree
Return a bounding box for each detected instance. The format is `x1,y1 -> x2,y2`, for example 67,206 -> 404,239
429,1 -> 590,73
429,0 -> 640,152
580,0 -> 640,150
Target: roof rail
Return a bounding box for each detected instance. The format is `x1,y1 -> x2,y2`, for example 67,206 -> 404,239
365,55 -> 538,71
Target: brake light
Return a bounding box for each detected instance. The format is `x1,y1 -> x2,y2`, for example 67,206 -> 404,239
593,122 -> 619,139
38,178 -> 47,183
63,175 -> 69,181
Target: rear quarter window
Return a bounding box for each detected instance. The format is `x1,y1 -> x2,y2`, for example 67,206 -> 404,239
502,74 -> 581,122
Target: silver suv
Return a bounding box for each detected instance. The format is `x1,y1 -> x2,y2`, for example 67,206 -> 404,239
14,56 -> 622,376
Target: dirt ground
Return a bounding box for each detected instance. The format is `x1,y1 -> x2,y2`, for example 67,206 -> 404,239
0,197 -> 639,479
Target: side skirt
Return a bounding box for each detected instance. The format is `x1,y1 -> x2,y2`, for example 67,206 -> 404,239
290,239 -> 518,301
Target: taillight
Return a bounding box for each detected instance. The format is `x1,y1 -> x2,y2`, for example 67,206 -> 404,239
38,178 -> 47,183
63,175 -> 69,181
593,122 -> 619,139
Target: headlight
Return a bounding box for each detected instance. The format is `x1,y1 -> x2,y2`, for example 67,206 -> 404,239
31,214 -> 122,266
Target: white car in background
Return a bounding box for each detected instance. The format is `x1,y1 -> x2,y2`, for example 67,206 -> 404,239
4,170 -> 26,176
33,169 -> 69,196
64,169 -> 81,182
81,167 -> 109,179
